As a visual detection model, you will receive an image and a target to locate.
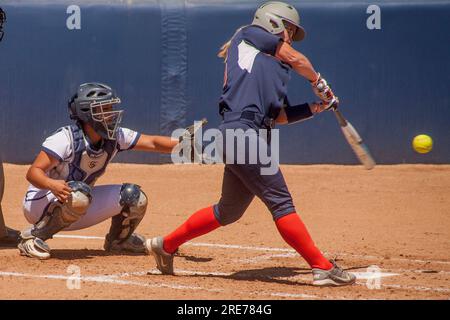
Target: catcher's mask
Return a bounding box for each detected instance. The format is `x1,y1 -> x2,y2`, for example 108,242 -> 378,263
0,8 -> 6,42
69,83 -> 124,140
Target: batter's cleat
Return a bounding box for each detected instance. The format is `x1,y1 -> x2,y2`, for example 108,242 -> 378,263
312,260 -> 356,287
18,236 -> 51,260
0,227 -> 21,247
145,236 -> 174,275
104,233 -> 147,254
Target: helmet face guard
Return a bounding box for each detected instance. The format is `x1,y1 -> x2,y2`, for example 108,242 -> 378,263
68,82 -> 124,141
90,98 -> 123,140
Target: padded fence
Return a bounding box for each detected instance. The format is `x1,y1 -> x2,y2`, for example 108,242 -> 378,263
0,0 -> 449,164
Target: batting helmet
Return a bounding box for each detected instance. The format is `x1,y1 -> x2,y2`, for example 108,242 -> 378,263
252,1 -> 305,42
68,83 -> 123,140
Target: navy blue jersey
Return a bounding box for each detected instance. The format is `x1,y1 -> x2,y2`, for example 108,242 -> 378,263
219,25 -> 291,119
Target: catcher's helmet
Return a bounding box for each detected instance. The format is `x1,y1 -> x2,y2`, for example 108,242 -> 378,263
68,83 -> 123,140
252,1 -> 305,42
0,7 -> 6,42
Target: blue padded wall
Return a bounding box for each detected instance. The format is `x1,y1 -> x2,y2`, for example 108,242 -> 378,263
0,1 -> 449,164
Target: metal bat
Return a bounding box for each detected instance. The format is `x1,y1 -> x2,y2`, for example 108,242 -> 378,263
315,82 -> 375,169
332,105 -> 376,170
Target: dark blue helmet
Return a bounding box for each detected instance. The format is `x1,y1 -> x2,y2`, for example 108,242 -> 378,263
68,83 -> 124,140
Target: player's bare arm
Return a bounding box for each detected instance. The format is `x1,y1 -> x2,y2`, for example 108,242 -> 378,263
26,151 -> 72,202
132,134 -> 178,154
275,23 -> 336,105
275,41 -> 318,82
273,22 -> 337,124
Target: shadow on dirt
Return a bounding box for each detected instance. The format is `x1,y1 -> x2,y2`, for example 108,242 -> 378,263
164,266 -> 315,286
177,253 -> 213,263
168,264 -> 364,287
228,267 -> 312,286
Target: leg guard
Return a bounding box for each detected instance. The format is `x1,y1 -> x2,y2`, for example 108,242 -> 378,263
104,183 -> 147,252
31,181 -> 92,241
18,181 -> 91,259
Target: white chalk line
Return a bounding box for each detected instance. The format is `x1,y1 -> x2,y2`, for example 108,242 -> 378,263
119,269 -> 399,282
0,270 -> 322,300
378,268 -> 450,276
1,267 -> 448,299
331,252 -> 450,266
0,271 -> 221,293
53,234 -> 450,295
54,234 -> 450,266
233,252 -> 298,264
95,268 -> 450,296
267,292 -> 318,299
188,244 -> 450,266
354,281 -> 450,294
80,269 -> 349,300
232,253 -> 450,276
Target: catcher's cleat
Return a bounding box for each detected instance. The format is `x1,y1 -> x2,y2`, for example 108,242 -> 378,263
104,233 -> 147,254
0,227 -> 21,247
18,236 -> 51,260
145,236 -> 174,275
312,260 -> 356,287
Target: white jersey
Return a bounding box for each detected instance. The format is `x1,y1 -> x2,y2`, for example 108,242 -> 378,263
26,125 -> 140,195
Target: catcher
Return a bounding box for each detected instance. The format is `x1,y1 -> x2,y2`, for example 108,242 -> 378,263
19,82 -> 197,259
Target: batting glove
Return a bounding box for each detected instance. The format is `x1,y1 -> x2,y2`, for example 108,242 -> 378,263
311,73 -> 336,103
309,97 -> 339,114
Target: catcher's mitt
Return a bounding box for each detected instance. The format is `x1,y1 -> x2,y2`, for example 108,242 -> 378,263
179,118 -> 208,163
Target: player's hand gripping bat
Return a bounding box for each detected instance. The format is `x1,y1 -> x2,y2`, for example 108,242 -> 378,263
329,99 -> 376,170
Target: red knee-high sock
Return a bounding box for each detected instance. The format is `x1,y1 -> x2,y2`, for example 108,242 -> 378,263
275,213 -> 332,270
163,206 -> 221,254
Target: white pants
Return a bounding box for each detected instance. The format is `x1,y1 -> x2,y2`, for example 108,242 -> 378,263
23,185 -> 123,231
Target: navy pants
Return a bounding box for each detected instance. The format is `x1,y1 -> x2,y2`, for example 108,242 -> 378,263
213,119 -> 296,225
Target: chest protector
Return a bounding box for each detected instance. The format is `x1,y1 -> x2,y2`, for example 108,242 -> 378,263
67,124 -> 118,185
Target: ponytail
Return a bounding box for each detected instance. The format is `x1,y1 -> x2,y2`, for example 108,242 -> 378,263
217,25 -> 248,62
217,40 -> 231,61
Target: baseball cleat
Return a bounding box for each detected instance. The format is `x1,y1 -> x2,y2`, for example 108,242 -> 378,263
0,227 -> 21,247
145,236 -> 174,275
18,237 -> 51,260
104,233 -> 147,254
312,260 -> 356,287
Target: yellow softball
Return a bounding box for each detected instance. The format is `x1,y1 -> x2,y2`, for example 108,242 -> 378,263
412,134 -> 433,154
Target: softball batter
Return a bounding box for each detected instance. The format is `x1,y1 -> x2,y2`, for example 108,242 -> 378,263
19,82 -> 185,260
147,1 -> 356,286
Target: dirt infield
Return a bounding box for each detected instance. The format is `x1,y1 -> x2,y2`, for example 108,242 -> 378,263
0,163 -> 449,300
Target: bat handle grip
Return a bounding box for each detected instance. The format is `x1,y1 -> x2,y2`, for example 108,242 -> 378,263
329,97 -> 339,111
325,97 -> 339,112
